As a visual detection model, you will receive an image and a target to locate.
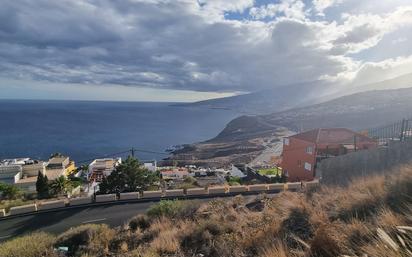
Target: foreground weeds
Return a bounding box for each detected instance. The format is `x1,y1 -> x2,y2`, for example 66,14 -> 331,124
2,166 -> 412,257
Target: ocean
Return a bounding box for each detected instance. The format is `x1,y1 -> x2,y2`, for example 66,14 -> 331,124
0,100 -> 239,163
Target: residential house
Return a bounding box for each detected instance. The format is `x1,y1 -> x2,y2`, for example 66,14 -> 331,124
47,156 -> 76,177
160,167 -> 189,180
0,158 -> 47,192
281,128 -> 377,182
143,160 -> 157,172
88,158 -> 122,182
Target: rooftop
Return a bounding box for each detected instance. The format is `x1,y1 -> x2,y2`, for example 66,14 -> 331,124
290,128 -> 375,145
48,156 -> 69,164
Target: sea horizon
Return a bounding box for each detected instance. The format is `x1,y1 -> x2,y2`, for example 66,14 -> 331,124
0,99 -> 239,163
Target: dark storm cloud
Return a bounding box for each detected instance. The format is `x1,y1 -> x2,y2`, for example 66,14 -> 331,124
0,0 -> 411,93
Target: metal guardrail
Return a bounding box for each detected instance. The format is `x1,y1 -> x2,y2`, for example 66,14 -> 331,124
0,181 -> 319,219
368,118 -> 412,144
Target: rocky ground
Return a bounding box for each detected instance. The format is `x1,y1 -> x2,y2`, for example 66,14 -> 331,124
168,127 -> 292,167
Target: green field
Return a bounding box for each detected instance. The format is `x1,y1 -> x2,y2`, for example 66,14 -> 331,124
257,167 -> 281,176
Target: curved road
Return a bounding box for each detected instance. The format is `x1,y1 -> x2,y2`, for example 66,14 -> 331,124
0,194 -> 269,241
0,201 -> 156,241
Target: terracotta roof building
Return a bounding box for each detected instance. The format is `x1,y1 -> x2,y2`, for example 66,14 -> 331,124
281,128 -> 377,182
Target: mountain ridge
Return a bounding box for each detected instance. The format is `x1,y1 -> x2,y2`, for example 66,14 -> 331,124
180,72 -> 412,115
170,86 -> 412,166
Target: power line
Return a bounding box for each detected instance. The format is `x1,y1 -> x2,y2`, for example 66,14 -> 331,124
76,147 -> 170,165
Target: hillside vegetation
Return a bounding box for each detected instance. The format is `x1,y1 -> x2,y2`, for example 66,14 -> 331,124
1,165 -> 412,257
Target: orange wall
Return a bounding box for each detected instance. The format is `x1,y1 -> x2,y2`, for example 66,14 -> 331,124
281,138 -> 316,182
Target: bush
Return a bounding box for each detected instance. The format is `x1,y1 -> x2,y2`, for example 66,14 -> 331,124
0,182 -> 22,200
180,219 -> 235,257
0,199 -> 35,212
386,166 -> 412,212
147,200 -> 200,219
279,207 -> 314,249
55,224 -> 115,256
129,214 -> 151,231
226,176 -> 241,185
0,232 -> 56,257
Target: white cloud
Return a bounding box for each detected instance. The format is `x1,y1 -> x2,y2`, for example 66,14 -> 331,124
0,0 -> 412,100
330,7 -> 412,54
351,55 -> 412,86
312,0 -> 342,16
250,0 -> 307,21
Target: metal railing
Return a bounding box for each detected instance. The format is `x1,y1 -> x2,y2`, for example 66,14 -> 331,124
368,118 -> 412,144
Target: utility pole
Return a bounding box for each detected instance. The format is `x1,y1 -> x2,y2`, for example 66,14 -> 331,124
131,147 -> 135,157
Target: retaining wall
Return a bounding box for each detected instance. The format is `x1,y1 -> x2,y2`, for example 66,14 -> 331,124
208,186 -> 226,194
267,183 -> 284,191
142,190 -> 163,198
186,188 -> 208,196
120,192 -> 140,200
248,184 -> 268,192
69,196 -> 93,206
9,204 -> 37,215
286,182 -> 301,190
38,200 -> 66,210
165,189 -> 184,197
228,185 -> 248,193
95,194 -> 116,203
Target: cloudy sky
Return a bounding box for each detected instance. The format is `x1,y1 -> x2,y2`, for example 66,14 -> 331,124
1,0 -> 412,102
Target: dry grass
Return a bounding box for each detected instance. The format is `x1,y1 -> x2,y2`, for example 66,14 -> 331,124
150,228 -> 180,254
0,232 -> 56,257
2,165 -> 412,257
55,224 -> 115,256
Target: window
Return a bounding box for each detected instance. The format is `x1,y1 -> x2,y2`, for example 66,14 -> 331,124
304,162 -> 312,171
306,146 -> 313,154
284,138 -> 290,146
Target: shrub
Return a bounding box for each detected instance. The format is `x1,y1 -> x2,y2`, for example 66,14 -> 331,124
309,226 -> 344,257
180,218 -> 236,257
129,214 -> 151,231
55,224 -> 115,256
147,200 -> 200,219
279,207 -> 314,249
386,166 -> 412,212
0,199 -> 34,212
0,232 -> 56,257
0,182 -> 22,200
150,229 -> 180,254
259,240 -> 291,257
226,176 -> 241,185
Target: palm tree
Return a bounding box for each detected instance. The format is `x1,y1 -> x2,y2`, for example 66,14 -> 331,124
50,176 -> 72,196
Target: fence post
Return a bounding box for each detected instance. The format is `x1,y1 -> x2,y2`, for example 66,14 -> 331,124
400,119 -> 406,142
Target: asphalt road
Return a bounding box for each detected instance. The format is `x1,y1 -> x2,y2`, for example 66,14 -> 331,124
0,201 -> 158,241
0,194 -> 266,242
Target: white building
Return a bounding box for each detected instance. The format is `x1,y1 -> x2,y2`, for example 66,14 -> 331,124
0,165 -> 22,184
88,158 -> 122,182
143,160 -> 157,172
0,158 -> 47,192
230,165 -> 247,178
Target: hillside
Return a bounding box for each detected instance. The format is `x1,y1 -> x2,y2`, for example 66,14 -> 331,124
170,87 -> 412,166
215,87 -> 412,142
178,81 -> 331,115
1,165 -> 412,257
180,73 -> 412,115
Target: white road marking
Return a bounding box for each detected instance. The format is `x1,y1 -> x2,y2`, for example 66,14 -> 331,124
81,218 -> 107,224
0,235 -> 12,240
